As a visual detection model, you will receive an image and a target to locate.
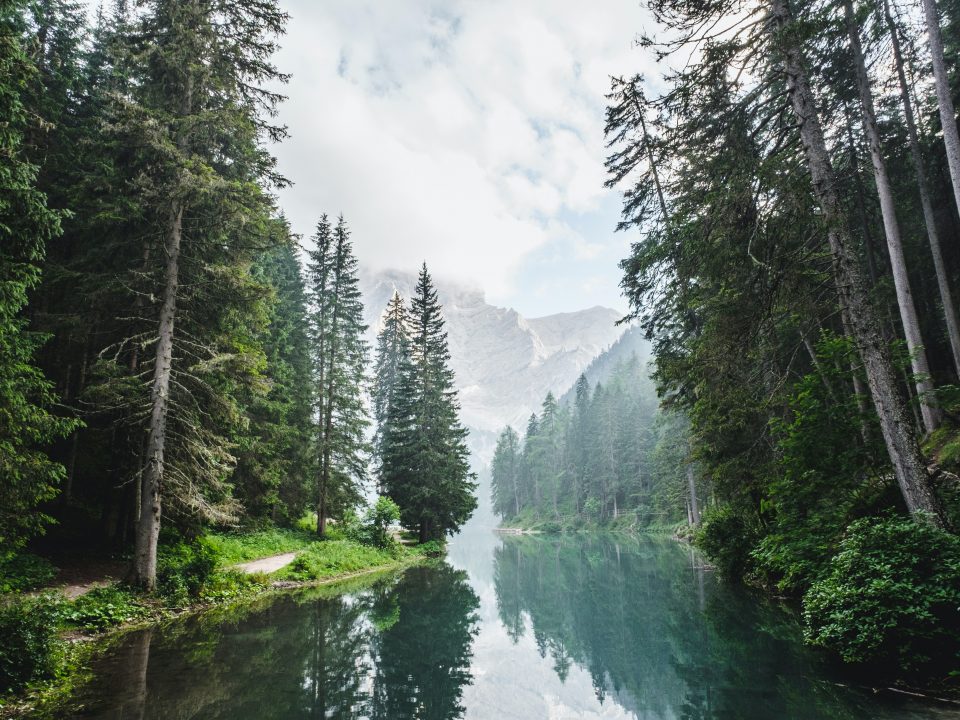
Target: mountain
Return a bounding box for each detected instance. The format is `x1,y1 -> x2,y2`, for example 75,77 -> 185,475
558,325 -> 652,406
359,268 -> 626,461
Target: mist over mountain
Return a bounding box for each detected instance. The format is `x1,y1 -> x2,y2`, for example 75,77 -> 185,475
360,268 -> 626,462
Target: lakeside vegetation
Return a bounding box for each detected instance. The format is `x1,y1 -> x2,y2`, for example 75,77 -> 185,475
0,0 -> 478,706
0,523 -> 433,715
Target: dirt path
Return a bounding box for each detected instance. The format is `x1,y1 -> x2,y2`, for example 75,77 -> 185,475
231,552 -> 298,575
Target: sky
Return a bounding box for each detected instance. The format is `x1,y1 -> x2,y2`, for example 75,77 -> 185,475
270,0 -> 655,318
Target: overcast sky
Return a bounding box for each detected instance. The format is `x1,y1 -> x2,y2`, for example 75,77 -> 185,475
270,0 -> 654,318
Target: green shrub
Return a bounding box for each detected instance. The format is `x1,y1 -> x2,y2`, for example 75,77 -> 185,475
157,537 -> 220,604
695,504 -> 758,579
199,570 -> 264,602
416,540 -> 445,557
803,515 -> 960,674
0,594 -> 63,694
344,497 -> 401,548
0,552 -> 57,594
61,585 -> 148,631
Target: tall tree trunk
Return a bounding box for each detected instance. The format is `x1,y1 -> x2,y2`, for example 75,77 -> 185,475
686,464 -> 700,527
844,0 -> 941,434
885,0 -> 960,378
770,0 -> 945,526
839,306 -> 873,444
919,0 -> 960,215
842,106 -> 882,284
133,201 -> 183,589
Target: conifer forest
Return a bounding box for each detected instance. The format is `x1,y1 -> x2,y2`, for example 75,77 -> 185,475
3,0 -> 960,717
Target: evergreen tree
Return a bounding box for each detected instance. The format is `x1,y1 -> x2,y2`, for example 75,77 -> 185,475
125,0 -> 290,588
233,219 -> 314,524
306,215 -> 370,536
380,264 -> 477,542
0,0 -> 78,551
371,291 -> 410,478
491,427 -> 522,519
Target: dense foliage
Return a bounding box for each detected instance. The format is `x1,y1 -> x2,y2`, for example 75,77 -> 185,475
0,0 -> 474,596
606,0 -> 960,678
803,515 -> 960,673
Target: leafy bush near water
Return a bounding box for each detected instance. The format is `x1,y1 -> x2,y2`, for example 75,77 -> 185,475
802,515 -> 960,673
60,586 -> 149,631
0,594 -> 63,695
157,537 -> 220,604
694,505 -> 759,579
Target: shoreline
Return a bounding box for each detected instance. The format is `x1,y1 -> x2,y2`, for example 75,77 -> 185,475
0,552 -> 425,719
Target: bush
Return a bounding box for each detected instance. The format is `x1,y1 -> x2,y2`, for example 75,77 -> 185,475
345,497 -> 401,549
803,515 -> 960,674
157,537 -> 220,604
0,594 -> 62,695
416,540 -> 445,557
60,585 -> 148,631
0,552 -> 57,594
695,504 -> 758,579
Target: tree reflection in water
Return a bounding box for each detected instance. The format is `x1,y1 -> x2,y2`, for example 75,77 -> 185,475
491,534 -> 897,720
69,564 -> 479,720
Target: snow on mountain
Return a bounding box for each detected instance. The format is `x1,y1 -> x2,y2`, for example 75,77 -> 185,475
360,268 -> 625,462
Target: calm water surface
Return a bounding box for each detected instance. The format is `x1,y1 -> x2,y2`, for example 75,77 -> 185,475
66,529 -> 960,719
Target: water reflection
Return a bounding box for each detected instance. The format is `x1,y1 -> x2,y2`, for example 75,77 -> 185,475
71,564 -> 479,719
67,534 -> 956,720
489,534 -> 950,720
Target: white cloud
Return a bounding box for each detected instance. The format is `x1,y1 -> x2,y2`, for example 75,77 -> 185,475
272,0 -> 654,307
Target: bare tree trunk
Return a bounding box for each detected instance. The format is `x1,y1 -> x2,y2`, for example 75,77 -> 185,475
770,0 -> 945,525
885,0 -> 960,378
919,0 -> 960,215
133,202 -> 183,590
840,306 -> 873,444
844,0 -> 941,434
686,464 -> 700,527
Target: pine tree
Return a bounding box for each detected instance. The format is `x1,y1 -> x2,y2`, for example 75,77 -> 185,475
0,1 -> 79,551
491,427 -> 522,519
380,264 -> 477,542
234,219 -> 314,524
126,0 -> 290,588
307,216 -> 370,536
371,291 -> 410,477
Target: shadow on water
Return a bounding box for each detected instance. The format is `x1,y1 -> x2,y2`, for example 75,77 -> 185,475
67,564 -> 479,720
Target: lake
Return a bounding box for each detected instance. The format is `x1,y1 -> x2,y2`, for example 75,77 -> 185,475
66,529 -> 959,719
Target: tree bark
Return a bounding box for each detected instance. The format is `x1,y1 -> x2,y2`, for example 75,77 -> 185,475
770,0 -> 945,525
133,201 -> 183,590
844,0 -> 940,434
885,0 -> 960,378
919,0 -> 960,216
686,464 -> 700,527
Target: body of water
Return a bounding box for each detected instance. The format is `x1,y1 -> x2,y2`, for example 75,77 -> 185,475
66,529 -> 959,719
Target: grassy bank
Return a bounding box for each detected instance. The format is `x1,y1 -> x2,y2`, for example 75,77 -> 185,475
0,529 -> 433,718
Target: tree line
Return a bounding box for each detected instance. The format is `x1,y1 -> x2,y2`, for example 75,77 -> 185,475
604,0 -> 960,673
0,0 -> 475,590
491,357 -> 692,529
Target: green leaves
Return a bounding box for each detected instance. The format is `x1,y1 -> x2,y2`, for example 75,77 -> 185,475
803,515 -> 960,673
